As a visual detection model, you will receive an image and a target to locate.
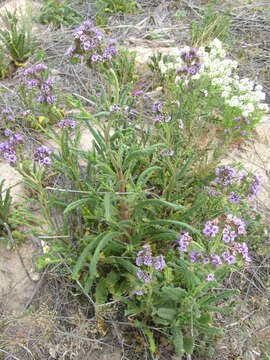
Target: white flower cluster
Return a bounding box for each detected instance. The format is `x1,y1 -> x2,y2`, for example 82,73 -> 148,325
156,38 -> 269,117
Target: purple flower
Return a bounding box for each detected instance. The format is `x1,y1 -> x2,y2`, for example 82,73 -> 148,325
144,274 -> 151,283
160,149 -> 174,156
67,46 -> 74,57
137,270 -> 144,279
4,129 -> 13,137
227,255 -> 236,264
34,145 -> 52,167
59,119 -> 77,129
136,255 -> 143,267
35,63 -> 47,72
203,220 -> 219,238
206,273 -> 215,282
154,255 -> 166,270
110,104 -> 121,113
7,115 -> 15,122
91,54 -> 103,62
211,253 -> 222,266
229,191 -> 241,204
8,154 -> 17,163
136,290 -> 143,296
144,254 -> 152,267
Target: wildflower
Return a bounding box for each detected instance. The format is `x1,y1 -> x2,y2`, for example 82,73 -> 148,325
144,274 -> 152,283
34,145 -> 52,167
206,273 -> 215,282
178,232 -> 192,253
58,119 -> 76,129
160,150 -> 174,156
154,255 -> 166,270
215,166 -> 238,186
203,220 -> 219,238
137,270 -> 144,279
110,104 -> 121,113
136,290 -> 143,296
211,253 -> 222,266
229,191 -> 241,204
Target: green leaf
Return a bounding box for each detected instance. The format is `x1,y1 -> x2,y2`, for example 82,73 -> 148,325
123,144 -> 162,169
64,198 -> 90,214
196,323 -> 223,336
172,327 -> 184,357
198,313 -> 212,325
136,166 -> 161,188
144,327 -> 156,354
148,219 -> 200,235
95,278 -> 108,304
183,337 -> 194,354
137,199 -> 186,212
104,192 -> 111,221
88,231 -> 121,289
199,289 -> 239,306
105,257 -> 138,276
161,286 -> 187,302
72,236 -> 99,279
157,308 -> 177,321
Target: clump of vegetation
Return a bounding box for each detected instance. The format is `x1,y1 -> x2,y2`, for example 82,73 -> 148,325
190,6 -> 231,46
0,9 -> 35,65
0,14 -> 269,357
38,0 -> 82,28
96,0 -> 137,25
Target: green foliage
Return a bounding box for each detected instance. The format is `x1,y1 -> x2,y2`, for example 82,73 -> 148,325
96,0 -> 138,25
97,0 -> 137,16
38,0 -> 82,28
0,180 -> 12,232
0,181 -> 36,248
0,46 -> 12,80
17,67 -> 250,357
4,24 -> 267,356
110,48 -> 137,87
0,9 -> 35,64
190,7 -> 231,46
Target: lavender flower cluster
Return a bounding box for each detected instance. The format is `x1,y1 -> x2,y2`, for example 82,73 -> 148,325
34,145 -> 52,167
224,115 -> 251,136
152,101 -> 171,124
19,64 -> 56,105
239,171 -> 262,199
215,165 -> 238,186
58,118 -> 76,129
67,20 -> 117,67
0,129 -> 24,163
0,109 -> 23,163
176,48 -> 201,81
214,165 -> 262,202
0,109 -> 15,125
135,244 -> 166,296
178,215 -> 251,280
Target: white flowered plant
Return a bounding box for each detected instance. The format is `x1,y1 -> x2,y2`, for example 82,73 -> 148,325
156,38 -> 268,131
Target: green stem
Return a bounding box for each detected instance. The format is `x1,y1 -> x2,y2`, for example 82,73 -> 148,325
109,68 -> 119,105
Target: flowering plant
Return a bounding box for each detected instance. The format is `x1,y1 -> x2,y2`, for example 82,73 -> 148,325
154,38 -> 268,138
67,21 -> 117,70
1,29 -> 267,356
